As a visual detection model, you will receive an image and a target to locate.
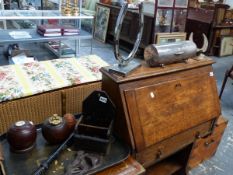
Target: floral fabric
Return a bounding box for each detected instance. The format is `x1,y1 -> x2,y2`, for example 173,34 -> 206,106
0,55 -> 109,103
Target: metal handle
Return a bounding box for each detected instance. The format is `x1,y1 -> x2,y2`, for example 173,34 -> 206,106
174,51 -> 185,56
204,139 -> 215,147
175,83 -> 182,88
155,149 -> 163,159
195,132 -> 201,139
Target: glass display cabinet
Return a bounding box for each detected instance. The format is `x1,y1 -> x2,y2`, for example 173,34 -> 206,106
153,0 -> 189,41
0,0 -> 94,58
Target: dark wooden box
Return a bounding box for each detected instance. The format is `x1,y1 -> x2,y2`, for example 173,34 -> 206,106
188,115 -> 228,169
73,90 -> 116,154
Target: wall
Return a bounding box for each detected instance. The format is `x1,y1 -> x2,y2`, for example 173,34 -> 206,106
225,0 -> 233,8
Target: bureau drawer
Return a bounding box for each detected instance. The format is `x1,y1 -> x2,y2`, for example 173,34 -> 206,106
135,119 -> 214,168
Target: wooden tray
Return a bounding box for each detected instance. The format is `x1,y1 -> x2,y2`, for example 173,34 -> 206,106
0,127 -> 130,175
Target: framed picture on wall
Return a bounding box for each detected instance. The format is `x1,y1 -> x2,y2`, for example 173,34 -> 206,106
157,0 -> 174,7
175,0 -> 189,8
220,36 -> 233,57
93,5 -> 110,43
155,32 -> 187,44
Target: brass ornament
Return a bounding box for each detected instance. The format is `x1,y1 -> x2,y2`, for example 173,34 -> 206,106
48,114 -> 63,125
64,0 -> 72,16
72,0 -> 79,16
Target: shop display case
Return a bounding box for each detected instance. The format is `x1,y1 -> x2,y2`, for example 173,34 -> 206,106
0,1 -> 94,58
154,0 -> 189,41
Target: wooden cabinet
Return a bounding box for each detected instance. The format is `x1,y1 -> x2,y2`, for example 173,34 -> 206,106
186,4 -> 233,56
97,3 -> 154,51
154,0 -> 189,34
101,57 -> 221,173
210,26 -> 233,56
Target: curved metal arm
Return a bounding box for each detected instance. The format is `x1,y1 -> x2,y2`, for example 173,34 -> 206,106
114,2 -> 144,67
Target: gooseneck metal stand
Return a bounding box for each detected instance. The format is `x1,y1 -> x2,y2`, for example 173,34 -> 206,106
108,2 -> 144,76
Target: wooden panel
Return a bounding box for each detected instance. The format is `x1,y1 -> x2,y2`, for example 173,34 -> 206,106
214,115 -> 228,134
187,8 -> 214,24
124,90 -> 145,151
102,76 -> 136,150
97,156 -> 145,175
146,160 -> 182,175
188,116 -> 228,169
125,73 -> 219,148
136,120 -> 214,167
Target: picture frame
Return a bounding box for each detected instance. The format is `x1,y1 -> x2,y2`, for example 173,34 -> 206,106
157,0 -> 174,7
93,5 -> 110,43
155,32 -> 187,44
220,36 -> 233,57
175,0 -> 189,8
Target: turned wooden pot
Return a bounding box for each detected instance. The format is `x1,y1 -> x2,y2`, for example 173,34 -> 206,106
42,114 -> 71,145
63,113 -> 76,132
7,121 -> 37,153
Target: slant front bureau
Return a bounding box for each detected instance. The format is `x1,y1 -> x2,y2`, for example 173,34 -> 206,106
101,57 -> 221,173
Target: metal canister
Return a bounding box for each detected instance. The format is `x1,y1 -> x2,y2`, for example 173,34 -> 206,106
144,41 -> 197,67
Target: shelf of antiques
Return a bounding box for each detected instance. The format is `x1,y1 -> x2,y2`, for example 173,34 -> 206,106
0,0 -> 94,57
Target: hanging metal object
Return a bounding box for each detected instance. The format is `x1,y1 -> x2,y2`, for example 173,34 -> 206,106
108,2 -> 144,76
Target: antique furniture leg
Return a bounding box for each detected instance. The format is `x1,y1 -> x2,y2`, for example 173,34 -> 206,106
219,65 -> 233,99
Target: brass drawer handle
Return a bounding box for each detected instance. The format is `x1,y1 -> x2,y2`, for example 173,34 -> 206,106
204,139 -> 215,147
156,149 -> 163,159
175,83 -> 182,88
195,131 -> 201,139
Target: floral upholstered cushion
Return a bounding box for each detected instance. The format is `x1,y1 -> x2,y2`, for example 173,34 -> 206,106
0,55 -> 109,103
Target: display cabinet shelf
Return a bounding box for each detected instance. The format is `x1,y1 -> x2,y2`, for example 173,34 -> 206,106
0,29 -> 92,43
44,42 -> 75,58
0,9 -> 94,58
0,10 -> 94,20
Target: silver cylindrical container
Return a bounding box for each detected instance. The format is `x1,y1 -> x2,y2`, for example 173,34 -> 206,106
144,41 -> 197,67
